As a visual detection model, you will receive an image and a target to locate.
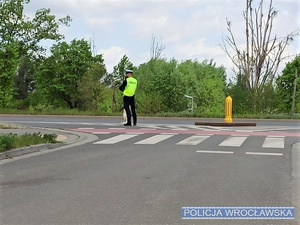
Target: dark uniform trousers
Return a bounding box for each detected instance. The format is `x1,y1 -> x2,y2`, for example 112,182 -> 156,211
124,95 -> 137,125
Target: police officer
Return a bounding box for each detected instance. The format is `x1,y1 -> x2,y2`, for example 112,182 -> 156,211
119,69 -> 137,126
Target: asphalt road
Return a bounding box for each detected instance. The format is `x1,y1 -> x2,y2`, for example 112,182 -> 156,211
0,115 -> 299,225
1,114 -> 300,128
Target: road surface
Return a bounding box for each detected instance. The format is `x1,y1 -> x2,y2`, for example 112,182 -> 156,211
0,115 -> 299,224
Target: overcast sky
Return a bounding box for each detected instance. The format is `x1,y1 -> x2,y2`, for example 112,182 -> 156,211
24,0 -> 299,75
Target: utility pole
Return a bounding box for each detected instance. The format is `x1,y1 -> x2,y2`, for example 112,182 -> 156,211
111,81 -> 116,113
291,69 -> 298,115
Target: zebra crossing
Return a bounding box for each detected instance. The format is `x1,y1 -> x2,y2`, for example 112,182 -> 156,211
75,123 -> 300,133
92,133 -> 287,149
136,124 -> 296,132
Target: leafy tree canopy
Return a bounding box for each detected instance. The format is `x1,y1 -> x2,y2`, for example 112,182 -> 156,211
34,39 -> 106,109
0,0 -> 71,107
0,0 -> 71,57
276,55 -> 300,113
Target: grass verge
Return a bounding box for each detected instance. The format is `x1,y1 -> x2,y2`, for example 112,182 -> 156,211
0,124 -> 21,129
1,108 -> 300,119
0,133 -> 58,153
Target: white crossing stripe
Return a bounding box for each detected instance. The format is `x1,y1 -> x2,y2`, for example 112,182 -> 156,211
218,136 -> 248,147
196,150 -> 234,154
246,152 -> 283,156
262,137 -> 285,148
92,132 -> 111,134
235,130 -> 254,133
93,134 -> 137,144
139,124 -> 162,129
140,128 -> 157,130
134,134 -> 174,144
176,135 -> 210,145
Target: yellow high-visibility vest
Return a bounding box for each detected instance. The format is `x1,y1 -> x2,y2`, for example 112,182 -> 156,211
123,77 -> 137,97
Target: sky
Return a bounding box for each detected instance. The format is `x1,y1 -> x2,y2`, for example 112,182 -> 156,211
24,0 -> 299,76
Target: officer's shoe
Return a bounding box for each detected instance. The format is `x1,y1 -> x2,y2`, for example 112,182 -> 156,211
124,123 -> 132,126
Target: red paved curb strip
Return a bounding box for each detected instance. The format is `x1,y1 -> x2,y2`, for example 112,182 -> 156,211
195,122 -> 257,126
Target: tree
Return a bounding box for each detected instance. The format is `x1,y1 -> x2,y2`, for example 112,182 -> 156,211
137,59 -> 186,113
0,42 -> 19,107
102,55 -> 135,112
178,59 -> 226,116
102,55 -> 135,87
79,64 -> 107,110
134,60 -> 165,114
221,0 -> 299,110
276,55 -> 300,114
14,56 -> 35,101
158,59 -> 186,112
34,39 -> 105,109
150,35 -> 165,60
0,0 -> 71,107
226,74 -> 251,114
135,58 -> 226,114
0,0 -> 71,56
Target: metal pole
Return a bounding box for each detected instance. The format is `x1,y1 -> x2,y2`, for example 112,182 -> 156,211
184,95 -> 194,113
291,69 -> 297,115
191,97 -> 194,113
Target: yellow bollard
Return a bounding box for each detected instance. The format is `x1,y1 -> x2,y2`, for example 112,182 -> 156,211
224,96 -> 233,124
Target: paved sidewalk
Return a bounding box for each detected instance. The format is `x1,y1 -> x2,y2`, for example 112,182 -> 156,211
0,123 -> 87,160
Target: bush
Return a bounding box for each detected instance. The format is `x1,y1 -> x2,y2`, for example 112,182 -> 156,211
0,132 -> 58,152
0,134 -> 16,152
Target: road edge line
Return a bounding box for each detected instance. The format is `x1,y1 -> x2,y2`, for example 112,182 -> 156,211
292,142 -> 300,223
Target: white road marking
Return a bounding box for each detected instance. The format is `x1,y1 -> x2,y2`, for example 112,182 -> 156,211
194,126 -> 224,131
235,130 -> 254,133
92,132 -> 111,134
218,136 -> 248,147
108,128 -> 125,130
43,122 -> 71,124
134,134 -> 174,144
78,128 -> 94,130
167,125 -> 188,130
138,124 -> 163,129
262,137 -> 285,148
93,134 -> 137,144
245,152 -> 283,156
139,128 -> 157,130
196,150 -> 234,154
176,135 -> 210,145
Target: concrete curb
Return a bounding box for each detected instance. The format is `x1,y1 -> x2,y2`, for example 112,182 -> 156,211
0,126 -> 98,161
292,142 -> 300,223
0,143 -> 64,160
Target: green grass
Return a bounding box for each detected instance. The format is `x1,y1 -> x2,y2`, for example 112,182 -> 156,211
0,123 -> 21,129
0,133 -> 58,152
232,113 -> 300,119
